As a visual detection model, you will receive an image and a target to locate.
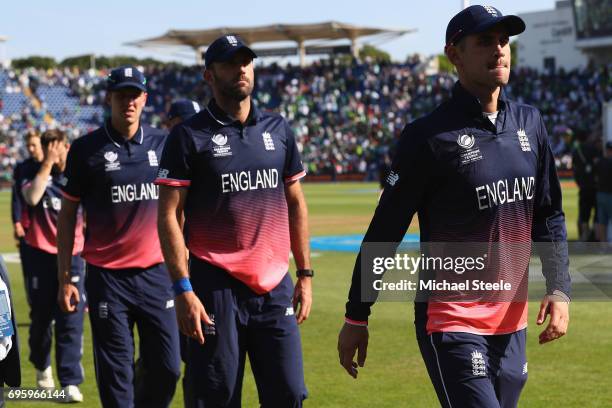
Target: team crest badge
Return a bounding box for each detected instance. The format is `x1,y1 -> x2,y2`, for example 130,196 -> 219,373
471,350 -> 486,376
147,150 -> 158,166
262,131 -> 275,151
517,129 -> 531,152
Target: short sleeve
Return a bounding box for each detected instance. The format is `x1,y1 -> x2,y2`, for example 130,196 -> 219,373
62,140 -> 87,202
283,121 -> 306,182
155,125 -> 194,187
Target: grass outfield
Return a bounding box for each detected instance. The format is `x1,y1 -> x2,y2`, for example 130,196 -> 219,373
1,183 -> 611,407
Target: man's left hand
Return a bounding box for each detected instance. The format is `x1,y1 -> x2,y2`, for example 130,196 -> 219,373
293,276 -> 312,324
536,294 -> 569,344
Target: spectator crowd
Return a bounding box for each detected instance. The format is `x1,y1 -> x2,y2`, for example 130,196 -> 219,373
1,58 -> 610,183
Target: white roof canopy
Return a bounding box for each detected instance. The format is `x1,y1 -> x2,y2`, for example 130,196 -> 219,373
126,21 -> 415,66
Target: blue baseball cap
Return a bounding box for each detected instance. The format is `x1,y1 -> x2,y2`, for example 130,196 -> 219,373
168,99 -> 201,121
446,5 -> 526,46
204,34 -> 257,69
107,65 -> 147,92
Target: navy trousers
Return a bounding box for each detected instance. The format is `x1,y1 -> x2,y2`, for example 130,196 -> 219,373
18,239 -> 33,306
185,258 -> 307,407
417,320 -> 528,408
86,263 -> 180,408
27,246 -> 85,387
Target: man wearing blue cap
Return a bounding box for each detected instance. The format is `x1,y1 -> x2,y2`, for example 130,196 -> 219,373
157,34 -> 312,407
57,66 -> 181,407
166,100 -> 201,130
338,5 -> 570,407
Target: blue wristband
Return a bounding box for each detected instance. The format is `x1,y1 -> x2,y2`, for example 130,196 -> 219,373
172,277 -> 193,296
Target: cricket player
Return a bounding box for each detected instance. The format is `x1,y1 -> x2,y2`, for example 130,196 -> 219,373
156,34 -> 312,407
162,98 -> 201,408
11,130 -> 43,304
338,6 -> 571,408
57,66 -> 180,408
21,129 -> 85,402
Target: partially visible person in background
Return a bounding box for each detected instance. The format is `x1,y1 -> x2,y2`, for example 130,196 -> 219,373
595,141 -> 612,243
21,129 -> 85,402
165,98 -> 200,408
572,130 -> 600,241
166,99 -> 200,130
10,130 -> 43,305
0,255 -> 21,406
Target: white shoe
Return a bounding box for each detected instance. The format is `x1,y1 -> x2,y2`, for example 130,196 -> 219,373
61,385 -> 84,403
36,366 -> 55,388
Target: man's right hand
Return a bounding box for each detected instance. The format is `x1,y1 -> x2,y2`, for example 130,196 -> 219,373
13,222 -> 25,241
58,283 -> 80,313
338,322 -> 369,379
44,140 -> 62,166
176,291 -> 214,345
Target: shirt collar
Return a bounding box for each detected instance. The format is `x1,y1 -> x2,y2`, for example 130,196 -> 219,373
451,81 -> 508,119
104,120 -> 144,147
206,98 -> 262,127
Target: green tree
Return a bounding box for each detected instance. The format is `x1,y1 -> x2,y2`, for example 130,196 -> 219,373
60,55 -> 95,70
437,54 -> 455,73
358,44 -> 391,63
11,56 -> 56,70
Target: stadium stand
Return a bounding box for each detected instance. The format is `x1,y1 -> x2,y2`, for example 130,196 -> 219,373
0,60 -> 610,184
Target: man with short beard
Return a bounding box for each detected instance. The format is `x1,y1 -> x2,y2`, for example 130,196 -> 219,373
157,35 -> 312,407
338,5 -> 570,407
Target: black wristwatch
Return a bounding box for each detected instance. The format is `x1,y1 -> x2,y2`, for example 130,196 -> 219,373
296,269 -> 314,278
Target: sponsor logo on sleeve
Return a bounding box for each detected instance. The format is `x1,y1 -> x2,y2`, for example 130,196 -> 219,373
386,170 -> 399,186
157,168 -> 170,179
